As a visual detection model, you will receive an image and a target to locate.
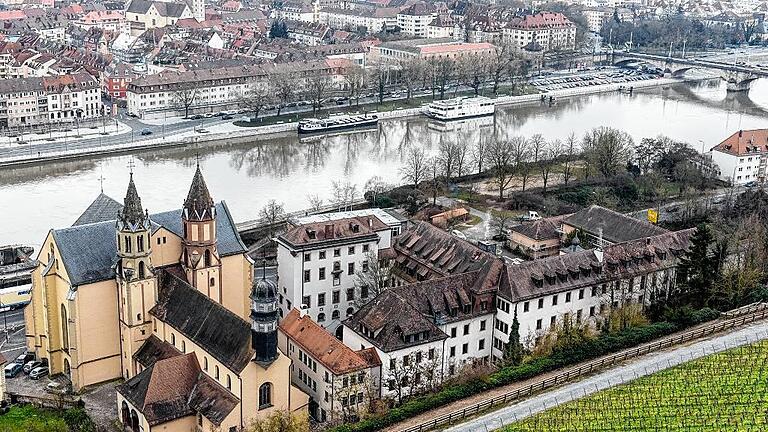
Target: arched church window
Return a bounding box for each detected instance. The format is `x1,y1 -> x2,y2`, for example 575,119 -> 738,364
60,304 -> 69,351
259,383 -> 272,409
204,249 -> 212,267
138,261 -> 146,279
137,235 -> 144,252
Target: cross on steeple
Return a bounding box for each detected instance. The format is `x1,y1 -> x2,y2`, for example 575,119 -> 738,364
98,173 -> 106,193
195,152 -> 200,166
127,157 -> 136,175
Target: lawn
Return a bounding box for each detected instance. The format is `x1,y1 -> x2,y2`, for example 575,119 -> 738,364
0,405 -> 68,432
504,340 -> 768,431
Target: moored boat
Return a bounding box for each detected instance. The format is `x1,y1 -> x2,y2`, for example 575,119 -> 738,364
424,96 -> 495,121
298,113 -> 379,134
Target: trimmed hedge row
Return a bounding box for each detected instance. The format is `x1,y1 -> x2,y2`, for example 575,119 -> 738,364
329,308 -> 720,432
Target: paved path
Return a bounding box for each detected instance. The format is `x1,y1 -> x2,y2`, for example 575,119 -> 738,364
445,321 -> 768,432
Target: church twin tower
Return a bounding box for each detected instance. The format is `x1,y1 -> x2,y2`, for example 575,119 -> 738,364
115,165 -> 278,379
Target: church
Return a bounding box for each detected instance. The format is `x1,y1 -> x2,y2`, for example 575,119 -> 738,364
24,166 -> 308,431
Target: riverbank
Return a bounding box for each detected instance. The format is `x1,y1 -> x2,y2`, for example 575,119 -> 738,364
0,76 -> 699,168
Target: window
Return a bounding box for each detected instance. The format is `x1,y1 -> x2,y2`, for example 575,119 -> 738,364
579,289 -> 585,300
361,285 -> 369,299
462,343 -> 468,354
319,267 -> 326,280
210,277 -> 215,287
332,310 -> 340,320
346,307 -> 354,316
348,246 -> 355,255
304,253 -> 311,262
318,313 -> 325,322
450,327 -> 456,338
346,288 -> 355,301
550,316 -> 556,326
304,270 -> 311,283
480,320 -> 486,331
318,293 -> 326,306
333,248 -> 341,257
565,292 -> 571,302
449,346 -> 456,357
259,383 -> 272,409
171,333 -> 176,346
428,348 -> 435,359
348,262 -> 355,275
538,299 -> 544,309
332,291 -> 340,304
203,357 -> 208,371
478,339 -> 485,350
226,375 -> 231,390
552,295 -> 558,306
523,301 -> 530,312
181,341 -> 186,353
463,324 -> 469,335
302,296 -> 311,308
590,306 -> 596,317
536,319 -> 542,330
60,304 -> 69,351
319,251 -> 326,259
363,244 -> 369,252
215,365 -> 219,379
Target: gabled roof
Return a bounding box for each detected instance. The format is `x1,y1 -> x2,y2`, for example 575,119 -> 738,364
150,270 -> 255,373
72,193 -> 123,226
279,216 -> 386,249
512,218 -> 561,241
711,129 -> 768,156
563,205 -> 667,244
280,309 -> 381,375
117,353 -> 238,426
53,201 -> 246,287
134,334 -> 181,368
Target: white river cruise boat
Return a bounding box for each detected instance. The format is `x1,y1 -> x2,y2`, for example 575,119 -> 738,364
298,113 -> 378,134
424,96 -> 496,121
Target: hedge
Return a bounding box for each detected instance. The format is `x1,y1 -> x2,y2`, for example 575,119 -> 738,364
328,308 -> 720,432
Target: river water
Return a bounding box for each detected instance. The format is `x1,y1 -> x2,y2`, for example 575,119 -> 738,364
2,78 -> 768,249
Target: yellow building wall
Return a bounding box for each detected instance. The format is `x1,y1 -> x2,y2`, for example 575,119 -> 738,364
150,228 -> 182,267
221,254 -> 252,320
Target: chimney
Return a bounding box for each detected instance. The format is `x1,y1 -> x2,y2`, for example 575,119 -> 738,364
300,304 -> 309,317
739,130 -> 743,138
368,217 -> 372,228
325,224 -> 334,239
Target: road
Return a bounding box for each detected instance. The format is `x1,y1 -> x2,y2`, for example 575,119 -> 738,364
445,320 -> 768,432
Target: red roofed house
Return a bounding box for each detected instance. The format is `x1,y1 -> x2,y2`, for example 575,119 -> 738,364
710,128 -> 768,185
279,308 -> 381,423
76,10 -> 129,33
502,12 -> 576,52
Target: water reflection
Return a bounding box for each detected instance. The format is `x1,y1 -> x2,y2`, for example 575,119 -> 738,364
3,79 -> 768,247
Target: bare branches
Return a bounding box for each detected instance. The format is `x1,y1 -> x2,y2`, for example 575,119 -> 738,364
171,87 -> 199,118
400,147 -> 428,188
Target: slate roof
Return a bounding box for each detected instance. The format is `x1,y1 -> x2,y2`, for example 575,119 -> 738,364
499,229 -> 694,303
279,216 -> 387,249
150,270 -> 255,373
53,201 -> 246,287
392,222 -> 499,281
280,309 -> 381,375
134,334 -> 181,368
117,353 -> 238,426
512,218 -> 561,241
563,205 -> 668,244
127,0 -> 189,17
184,165 -> 215,220
73,193 -> 124,226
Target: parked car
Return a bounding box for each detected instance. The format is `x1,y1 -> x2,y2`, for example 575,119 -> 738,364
744,181 -> 758,188
14,353 -> 33,365
4,363 -> 22,378
29,366 -> 49,380
190,114 -> 204,120
221,114 -> 234,120
23,360 -> 42,374
140,128 -> 153,136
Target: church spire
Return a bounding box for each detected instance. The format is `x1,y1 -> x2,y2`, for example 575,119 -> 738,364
183,164 -> 215,221
119,174 -> 150,231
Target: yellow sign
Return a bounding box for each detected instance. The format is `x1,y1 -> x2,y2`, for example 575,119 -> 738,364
647,209 -> 658,224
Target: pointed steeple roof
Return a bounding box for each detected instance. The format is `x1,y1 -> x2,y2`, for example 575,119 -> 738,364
120,174 -> 148,228
183,164 -> 215,220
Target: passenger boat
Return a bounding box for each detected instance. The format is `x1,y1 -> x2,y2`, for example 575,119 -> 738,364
0,245 -> 36,309
298,113 -> 379,134
424,96 -> 496,121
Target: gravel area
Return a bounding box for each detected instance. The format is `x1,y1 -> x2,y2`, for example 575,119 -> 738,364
445,321 -> 768,432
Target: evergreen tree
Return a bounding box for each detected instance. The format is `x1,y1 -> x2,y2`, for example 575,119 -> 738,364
677,223 -> 717,307
269,20 -> 288,39
505,310 -> 524,366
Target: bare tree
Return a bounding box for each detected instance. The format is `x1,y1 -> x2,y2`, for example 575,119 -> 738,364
270,73 -> 298,116
398,57 -> 423,102
306,194 -> 324,211
563,132 -> 579,186
344,63 -> 367,106
454,141 -> 469,180
331,180 -> 358,211
238,83 -> 272,120
471,137 -> 488,174
354,250 -> 390,307
428,156 -> 440,206
385,349 -> 442,405
259,199 -> 285,237
511,136 -> 532,192
437,138 -> 461,184
369,61 -> 390,104
540,139 -> 564,194
304,72 -> 331,115
487,138 -> 516,200
457,54 -> 487,96
171,87 -> 199,118
400,147 -> 428,188
487,41 -> 518,95
582,127 -> 633,178
490,209 -> 515,239
364,175 -> 388,205
429,57 -> 454,100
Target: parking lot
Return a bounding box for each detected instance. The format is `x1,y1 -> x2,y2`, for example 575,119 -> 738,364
530,67 -> 662,92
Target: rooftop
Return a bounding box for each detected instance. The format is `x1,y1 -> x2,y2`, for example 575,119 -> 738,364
279,216 -> 387,248
711,129 -> 768,156
562,205 -> 668,244
294,208 -> 407,228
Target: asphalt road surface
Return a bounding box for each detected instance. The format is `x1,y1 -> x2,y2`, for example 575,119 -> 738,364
446,320 -> 768,432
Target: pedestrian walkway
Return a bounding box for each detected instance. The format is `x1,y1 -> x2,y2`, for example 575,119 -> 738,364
445,321 -> 768,432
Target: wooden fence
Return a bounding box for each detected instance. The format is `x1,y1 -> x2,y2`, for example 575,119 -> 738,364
399,304 -> 768,432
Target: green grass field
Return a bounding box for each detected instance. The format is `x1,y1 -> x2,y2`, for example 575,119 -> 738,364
0,405 -> 68,432
504,340 -> 768,431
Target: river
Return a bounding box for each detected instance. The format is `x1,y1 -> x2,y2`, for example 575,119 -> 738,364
2,78 -> 768,249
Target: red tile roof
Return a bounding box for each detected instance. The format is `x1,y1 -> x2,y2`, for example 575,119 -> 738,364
419,42 -> 493,54
507,12 -> 573,30
280,309 -> 381,375
711,129 -> 768,156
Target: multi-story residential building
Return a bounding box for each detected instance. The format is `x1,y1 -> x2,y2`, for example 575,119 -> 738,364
319,7 -> 399,33
276,215 -> 393,337
126,60 -> 342,118
279,308 -> 381,423
502,12 -> 576,52
369,38 -> 495,63
426,15 -> 457,39
286,20 -> 330,46
26,168 -> 309,431
0,72 -> 101,128
274,0 -> 316,23
710,129 -> 768,185
397,3 -> 436,37
76,10 -> 131,33
103,62 -> 140,99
